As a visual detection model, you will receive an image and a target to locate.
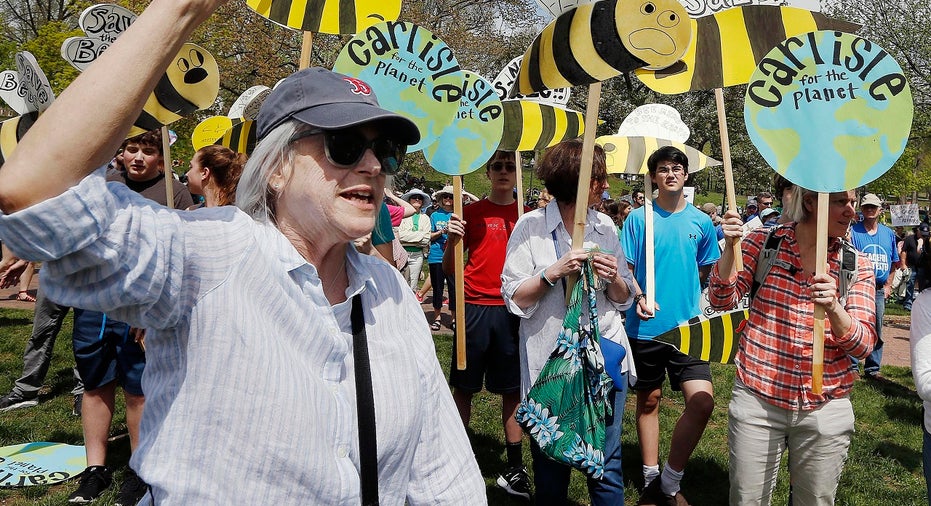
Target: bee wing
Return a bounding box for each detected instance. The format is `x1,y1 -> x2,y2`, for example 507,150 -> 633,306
595,135 -> 720,175
499,99 -> 585,152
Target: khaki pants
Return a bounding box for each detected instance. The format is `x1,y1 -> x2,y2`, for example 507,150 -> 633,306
728,380 -> 854,506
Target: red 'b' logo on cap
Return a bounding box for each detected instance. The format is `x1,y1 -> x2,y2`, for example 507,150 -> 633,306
344,77 -> 371,95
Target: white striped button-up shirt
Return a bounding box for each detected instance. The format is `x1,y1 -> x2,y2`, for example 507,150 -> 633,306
0,169 -> 485,505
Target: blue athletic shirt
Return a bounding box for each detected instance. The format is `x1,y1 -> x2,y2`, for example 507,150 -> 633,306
850,222 -> 899,285
621,203 -> 720,340
428,209 -> 452,264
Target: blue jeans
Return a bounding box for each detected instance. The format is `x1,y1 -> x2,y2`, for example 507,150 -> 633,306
864,289 -> 885,375
530,377 -> 627,506
924,418 -> 931,504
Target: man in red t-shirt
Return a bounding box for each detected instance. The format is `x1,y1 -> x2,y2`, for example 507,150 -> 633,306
444,151 -> 531,499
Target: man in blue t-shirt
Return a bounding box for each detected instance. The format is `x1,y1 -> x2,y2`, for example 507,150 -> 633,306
850,193 -> 899,379
621,146 -> 720,506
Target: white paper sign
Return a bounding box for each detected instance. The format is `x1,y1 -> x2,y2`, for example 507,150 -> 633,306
228,86 -> 271,120
14,52 -> 54,114
491,56 -> 570,107
890,203 -> 921,227
0,70 -> 29,114
678,0 -> 820,18
616,104 -> 690,142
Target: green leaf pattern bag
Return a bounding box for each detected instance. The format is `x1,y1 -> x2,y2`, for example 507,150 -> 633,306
515,259 -> 614,479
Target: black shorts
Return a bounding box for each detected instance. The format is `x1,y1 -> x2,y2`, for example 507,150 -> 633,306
630,338 -> 711,392
72,308 -> 145,395
449,304 -> 521,395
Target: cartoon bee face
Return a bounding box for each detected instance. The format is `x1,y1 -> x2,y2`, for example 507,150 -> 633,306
131,43 -> 219,136
616,0 -> 691,71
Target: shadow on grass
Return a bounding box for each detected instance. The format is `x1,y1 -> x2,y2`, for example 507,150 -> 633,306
0,316 -> 32,327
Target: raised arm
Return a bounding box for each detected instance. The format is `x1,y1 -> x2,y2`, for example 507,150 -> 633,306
0,0 -> 225,213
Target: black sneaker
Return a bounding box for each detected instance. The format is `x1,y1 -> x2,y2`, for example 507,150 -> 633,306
73,393 -> 83,417
0,392 -> 38,412
115,468 -> 149,506
637,478 -> 690,506
496,465 -> 531,500
68,465 -> 112,504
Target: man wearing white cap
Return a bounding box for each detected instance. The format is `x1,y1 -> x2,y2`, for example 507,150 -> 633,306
850,193 -> 899,379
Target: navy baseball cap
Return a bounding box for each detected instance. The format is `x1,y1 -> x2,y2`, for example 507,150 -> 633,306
256,67 -> 420,145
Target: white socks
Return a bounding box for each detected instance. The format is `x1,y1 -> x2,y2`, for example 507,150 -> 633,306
642,464 -> 660,485
660,463 -> 684,496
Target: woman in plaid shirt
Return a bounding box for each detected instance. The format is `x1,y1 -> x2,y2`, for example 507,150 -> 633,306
709,186 -> 876,506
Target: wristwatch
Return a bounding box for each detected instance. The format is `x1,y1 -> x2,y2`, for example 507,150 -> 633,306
633,293 -> 646,304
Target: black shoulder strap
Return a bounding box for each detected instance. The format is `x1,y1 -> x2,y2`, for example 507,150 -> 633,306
750,227 -> 785,301
351,294 -> 379,505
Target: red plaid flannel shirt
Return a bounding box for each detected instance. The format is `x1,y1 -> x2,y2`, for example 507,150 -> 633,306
709,224 -> 876,411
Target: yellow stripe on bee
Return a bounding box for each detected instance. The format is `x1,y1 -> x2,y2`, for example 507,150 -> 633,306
569,4 -> 616,81
317,0 -> 342,35
700,318 -> 712,361
679,323 -> 691,355
517,101 -> 545,152
286,0 -> 309,32
537,23 -> 565,93
782,8 -> 819,37
0,117 -> 19,160
248,0 -> 273,18
721,312 -> 735,363
238,121 -> 255,153
550,107 -> 569,150
716,8 -> 755,88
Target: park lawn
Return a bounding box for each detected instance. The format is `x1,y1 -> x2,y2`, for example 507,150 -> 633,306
0,307 -> 925,505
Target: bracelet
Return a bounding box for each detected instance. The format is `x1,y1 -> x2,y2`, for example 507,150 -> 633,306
633,293 -> 646,304
540,269 -> 557,287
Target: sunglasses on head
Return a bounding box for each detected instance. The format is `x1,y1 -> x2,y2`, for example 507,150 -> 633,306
289,128 -> 407,175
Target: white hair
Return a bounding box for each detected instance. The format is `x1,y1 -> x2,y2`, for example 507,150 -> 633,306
236,120 -> 311,223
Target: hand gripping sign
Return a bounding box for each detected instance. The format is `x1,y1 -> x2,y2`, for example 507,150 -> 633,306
744,30 -> 912,393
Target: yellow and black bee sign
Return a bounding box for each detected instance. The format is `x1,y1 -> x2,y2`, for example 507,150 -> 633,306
0,112 -> 38,167
654,309 -> 749,364
514,0 -> 691,96
635,5 -> 861,94
596,135 -> 720,175
215,120 -> 257,155
129,43 -> 220,138
498,99 -> 584,152
246,0 -> 401,35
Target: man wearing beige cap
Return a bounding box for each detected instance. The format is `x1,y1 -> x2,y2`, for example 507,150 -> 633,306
850,193 -> 899,378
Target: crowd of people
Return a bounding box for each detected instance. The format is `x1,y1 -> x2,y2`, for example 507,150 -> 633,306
0,0 -> 928,504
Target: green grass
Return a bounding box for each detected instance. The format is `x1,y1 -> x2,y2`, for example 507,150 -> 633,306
0,308 -> 926,504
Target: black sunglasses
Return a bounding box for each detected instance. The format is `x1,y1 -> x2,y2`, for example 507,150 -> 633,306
289,128 -> 407,175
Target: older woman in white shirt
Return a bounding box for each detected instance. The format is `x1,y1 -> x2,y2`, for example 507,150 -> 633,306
501,139 -> 636,505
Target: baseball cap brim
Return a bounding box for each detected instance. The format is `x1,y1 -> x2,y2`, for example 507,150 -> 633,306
292,102 -> 420,146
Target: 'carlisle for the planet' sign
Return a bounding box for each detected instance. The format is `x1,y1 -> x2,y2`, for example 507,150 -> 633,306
334,21 -> 462,153
744,30 -> 912,192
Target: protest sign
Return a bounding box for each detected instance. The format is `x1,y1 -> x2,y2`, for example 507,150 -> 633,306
498,100 -> 584,152
514,0 -> 691,95
634,6 -> 860,95
228,86 -> 271,120
491,56 -> 570,107
890,203 -> 921,227
0,71 -> 29,115
615,104 -> 690,142
0,442 -> 86,488
679,0 -> 821,19
423,71 -> 503,176
61,4 -> 137,71
14,52 -> 54,114
334,21 -> 462,153
597,135 -> 720,175
192,116 -> 236,151
246,0 -> 400,34
744,31 -> 912,192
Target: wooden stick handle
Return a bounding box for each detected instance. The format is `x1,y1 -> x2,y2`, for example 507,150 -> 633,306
644,175 -> 655,312
566,83 -> 602,300
515,151 -> 524,219
714,88 -> 743,271
299,32 -> 313,70
453,177 -> 467,370
161,126 -> 174,210
812,193 -> 829,394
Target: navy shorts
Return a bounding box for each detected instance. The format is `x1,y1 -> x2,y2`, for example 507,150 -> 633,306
629,338 -> 711,392
449,304 -> 521,395
72,308 -> 145,395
